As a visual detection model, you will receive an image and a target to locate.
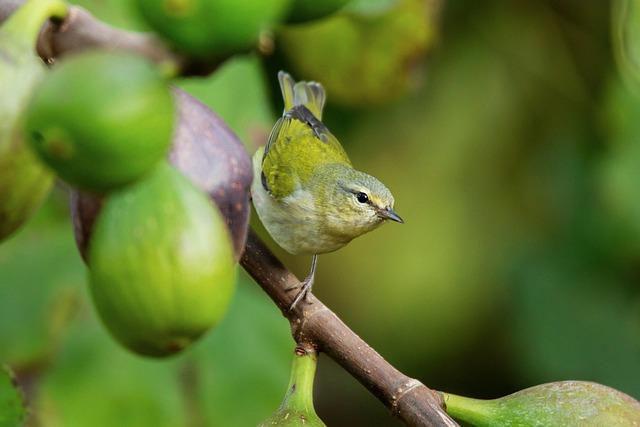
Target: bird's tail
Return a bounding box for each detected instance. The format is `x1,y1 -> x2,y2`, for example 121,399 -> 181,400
278,71 -> 326,120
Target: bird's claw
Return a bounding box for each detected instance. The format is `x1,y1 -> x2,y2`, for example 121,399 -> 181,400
289,255 -> 317,311
289,278 -> 314,311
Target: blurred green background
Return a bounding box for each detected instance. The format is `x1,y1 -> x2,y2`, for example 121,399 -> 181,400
2,0 -> 640,426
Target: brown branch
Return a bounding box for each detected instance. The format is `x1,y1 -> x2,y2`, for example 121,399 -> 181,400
0,0 -> 228,74
241,230 -> 458,427
1,2 -> 456,424
0,0 -> 177,63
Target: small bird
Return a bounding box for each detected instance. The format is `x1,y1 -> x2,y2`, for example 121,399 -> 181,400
252,72 -> 403,310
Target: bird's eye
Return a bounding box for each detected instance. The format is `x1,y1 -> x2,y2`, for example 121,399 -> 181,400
356,192 -> 369,204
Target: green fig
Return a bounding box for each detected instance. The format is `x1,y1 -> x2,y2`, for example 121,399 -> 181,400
277,0 -> 439,106
0,0 -> 68,241
133,0 -> 292,59
70,88 -> 253,262
285,0 -> 351,24
25,50 -> 175,193
259,347 -> 326,427
443,381 -> 640,427
88,162 -> 236,357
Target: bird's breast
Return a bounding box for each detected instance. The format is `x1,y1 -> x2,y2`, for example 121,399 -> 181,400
251,178 -> 350,255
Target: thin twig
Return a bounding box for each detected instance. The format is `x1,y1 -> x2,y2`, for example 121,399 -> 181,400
241,230 -> 458,427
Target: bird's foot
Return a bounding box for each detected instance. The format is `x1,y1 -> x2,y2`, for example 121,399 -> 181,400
289,277 -> 314,311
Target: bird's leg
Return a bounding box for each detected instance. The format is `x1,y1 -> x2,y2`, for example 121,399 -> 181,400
289,255 -> 318,311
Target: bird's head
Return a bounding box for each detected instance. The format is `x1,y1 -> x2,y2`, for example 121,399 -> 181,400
313,164 -> 403,239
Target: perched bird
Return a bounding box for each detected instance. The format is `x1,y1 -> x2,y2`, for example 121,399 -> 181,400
252,72 -> 403,310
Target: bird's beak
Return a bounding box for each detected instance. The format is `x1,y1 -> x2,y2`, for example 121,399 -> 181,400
378,207 -> 404,223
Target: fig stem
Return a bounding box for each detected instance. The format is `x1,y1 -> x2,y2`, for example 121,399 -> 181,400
442,392 -> 494,426
1,0 -> 68,48
282,347 -> 318,413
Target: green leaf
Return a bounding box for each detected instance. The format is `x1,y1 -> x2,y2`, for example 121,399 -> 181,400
0,366 -> 25,427
510,250 -> 640,397
0,193 -> 84,365
190,275 -> 292,426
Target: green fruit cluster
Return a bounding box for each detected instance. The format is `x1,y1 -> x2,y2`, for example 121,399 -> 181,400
0,0 -> 250,358
64,85 -> 250,358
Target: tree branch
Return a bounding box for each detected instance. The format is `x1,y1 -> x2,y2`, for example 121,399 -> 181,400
0,0 -> 221,74
241,230 -> 458,427
0,0 -> 177,62
1,2 -> 457,424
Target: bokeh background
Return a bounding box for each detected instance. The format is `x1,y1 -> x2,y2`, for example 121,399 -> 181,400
1,0 -> 640,426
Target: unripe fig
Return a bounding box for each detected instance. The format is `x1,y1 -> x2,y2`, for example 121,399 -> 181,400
88,162 -> 236,357
71,88 -> 252,261
444,381 -> 640,426
285,0 -> 350,24
259,347 -> 326,427
0,0 -> 68,241
133,0 -> 292,59
277,0 -> 438,106
26,50 -> 175,192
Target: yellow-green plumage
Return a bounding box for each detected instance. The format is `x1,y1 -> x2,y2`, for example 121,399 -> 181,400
252,72 -> 401,258
262,73 -> 350,200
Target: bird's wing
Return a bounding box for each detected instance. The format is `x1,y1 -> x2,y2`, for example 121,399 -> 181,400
261,106 -> 351,200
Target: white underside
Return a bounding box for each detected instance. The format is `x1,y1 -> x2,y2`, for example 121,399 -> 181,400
251,149 -> 350,255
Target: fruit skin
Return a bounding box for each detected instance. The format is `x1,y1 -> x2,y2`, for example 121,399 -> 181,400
286,0 -> 350,23
26,50 -> 175,192
0,0 -> 68,241
169,88 -> 252,259
70,88 -> 252,261
444,381 -> 640,427
88,162 -> 236,357
134,0 -> 292,58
